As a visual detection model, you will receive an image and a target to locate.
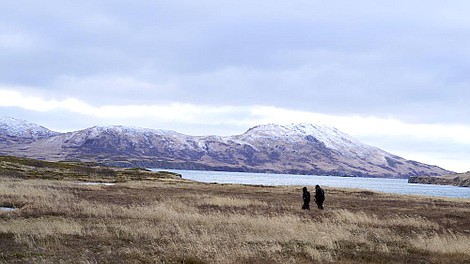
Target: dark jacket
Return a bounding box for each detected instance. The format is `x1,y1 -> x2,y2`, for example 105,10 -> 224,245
315,187 -> 325,202
303,190 -> 311,203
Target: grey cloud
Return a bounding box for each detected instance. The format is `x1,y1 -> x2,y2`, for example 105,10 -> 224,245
2,1 -> 470,124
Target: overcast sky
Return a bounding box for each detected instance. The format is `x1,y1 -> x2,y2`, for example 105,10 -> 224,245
1,1 -> 470,172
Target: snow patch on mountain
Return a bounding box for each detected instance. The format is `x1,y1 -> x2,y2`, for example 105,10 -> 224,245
48,125 -> 186,146
239,123 -> 389,161
92,125 -> 181,137
0,116 -> 60,139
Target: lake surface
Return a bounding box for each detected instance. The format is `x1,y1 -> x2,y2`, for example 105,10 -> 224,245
153,169 -> 470,199
0,207 -> 16,212
78,182 -> 116,186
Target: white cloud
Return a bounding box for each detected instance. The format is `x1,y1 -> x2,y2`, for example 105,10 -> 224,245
249,106 -> 470,145
0,89 -> 97,113
2,87 -> 470,172
2,88 -> 470,145
0,88 -> 248,124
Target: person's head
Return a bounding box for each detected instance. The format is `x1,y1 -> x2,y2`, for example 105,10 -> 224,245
315,185 -> 320,189
303,187 -> 307,192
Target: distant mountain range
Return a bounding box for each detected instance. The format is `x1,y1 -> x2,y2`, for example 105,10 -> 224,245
0,117 -> 452,178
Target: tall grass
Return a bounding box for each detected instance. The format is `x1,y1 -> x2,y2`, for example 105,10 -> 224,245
198,195 -> 268,207
411,231 -> 470,254
0,178 -> 469,263
330,209 -> 440,229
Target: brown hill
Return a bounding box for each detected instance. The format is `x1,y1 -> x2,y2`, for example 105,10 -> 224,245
0,118 -> 452,178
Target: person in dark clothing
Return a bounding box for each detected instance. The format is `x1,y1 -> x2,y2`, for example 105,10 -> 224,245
314,185 -> 325,209
302,186 -> 310,210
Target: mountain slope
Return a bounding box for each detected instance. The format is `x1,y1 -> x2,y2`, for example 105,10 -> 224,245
0,117 -> 60,144
227,124 -> 450,177
0,119 -> 452,178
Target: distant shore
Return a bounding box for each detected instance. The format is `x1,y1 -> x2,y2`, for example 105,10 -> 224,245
408,172 -> 470,187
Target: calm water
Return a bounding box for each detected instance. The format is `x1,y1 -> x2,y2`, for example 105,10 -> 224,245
153,169 -> 470,199
0,207 -> 16,212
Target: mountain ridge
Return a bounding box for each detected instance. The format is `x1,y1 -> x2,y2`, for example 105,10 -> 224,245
0,116 -> 60,143
0,117 -> 452,178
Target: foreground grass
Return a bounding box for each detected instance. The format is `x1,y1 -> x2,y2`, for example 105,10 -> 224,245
1,176 -> 469,264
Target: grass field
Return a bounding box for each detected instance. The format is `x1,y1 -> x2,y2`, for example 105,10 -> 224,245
0,157 -> 469,263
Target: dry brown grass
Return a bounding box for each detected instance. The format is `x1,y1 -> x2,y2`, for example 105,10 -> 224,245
0,176 -> 469,263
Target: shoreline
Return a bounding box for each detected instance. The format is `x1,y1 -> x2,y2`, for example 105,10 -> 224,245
408,172 -> 470,187
173,169 -> 470,199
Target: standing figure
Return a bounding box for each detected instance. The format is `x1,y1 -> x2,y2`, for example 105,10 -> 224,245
302,187 -> 310,210
314,185 -> 325,209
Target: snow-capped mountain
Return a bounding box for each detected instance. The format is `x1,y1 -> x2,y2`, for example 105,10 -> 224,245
0,119 -> 452,178
0,117 -> 60,143
237,124 -> 388,160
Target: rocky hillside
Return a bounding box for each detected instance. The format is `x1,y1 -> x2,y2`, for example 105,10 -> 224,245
408,172 -> 470,187
0,117 -> 452,178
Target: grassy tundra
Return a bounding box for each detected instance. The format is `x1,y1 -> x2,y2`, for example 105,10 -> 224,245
0,157 -> 469,263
